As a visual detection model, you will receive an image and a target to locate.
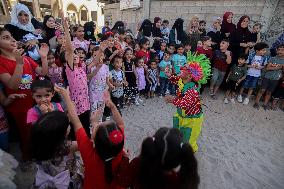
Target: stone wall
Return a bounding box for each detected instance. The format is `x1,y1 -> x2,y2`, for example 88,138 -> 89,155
103,0 -> 283,41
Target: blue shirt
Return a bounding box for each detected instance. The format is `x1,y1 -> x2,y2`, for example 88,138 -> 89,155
159,60 -> 172,78
172,54 -> 187,74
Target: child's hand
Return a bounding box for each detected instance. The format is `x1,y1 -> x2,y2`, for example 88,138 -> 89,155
103,90 -> 113,107
8,94 -> 26,100
13,49 -> 25,62
123,81 -> 129,87
38,43 -> 49,58
225,50 -> 231,57
90,108 -> 104,132
54,84 -> 70,98
39,103 -> 49,114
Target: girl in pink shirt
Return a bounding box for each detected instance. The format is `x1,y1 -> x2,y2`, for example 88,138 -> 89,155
27,79 -> 64,125
72,25 -> 90,52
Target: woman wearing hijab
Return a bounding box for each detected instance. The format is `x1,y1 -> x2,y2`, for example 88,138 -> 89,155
112,21 -> 125,31
41,15 -> 59,50
230,15 -> 253,64
221,12 -> 236,39
169,18 -> 188,45
84,21 -> 96,42
207,16 -> 222,50
152,17 -> 162,38
5,3 -> 40,41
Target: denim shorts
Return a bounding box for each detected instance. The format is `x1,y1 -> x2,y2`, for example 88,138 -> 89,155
211,68 -> 225,86
243,75 -> 259,89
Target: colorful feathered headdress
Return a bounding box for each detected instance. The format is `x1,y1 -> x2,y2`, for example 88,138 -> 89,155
182,52 -> 211,85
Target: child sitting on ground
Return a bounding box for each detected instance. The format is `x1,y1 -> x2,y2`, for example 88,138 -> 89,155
238,42 -> 269,105
253,44 -> 284,110
209,39 -> 232,99
224,54 -> 247,104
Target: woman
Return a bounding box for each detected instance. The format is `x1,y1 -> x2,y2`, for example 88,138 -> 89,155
5,3 -> 40,41
152,17 -> 162,38
230,15 -> 253,64
42,15 -> 57,49
221,12 -> 236,39
169,18 -> 188,45
207,16 -> 222,50
112,21 -> 125,31
187,16 -> 202,52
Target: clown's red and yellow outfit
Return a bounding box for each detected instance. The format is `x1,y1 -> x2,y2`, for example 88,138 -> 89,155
170,75 -> 203,152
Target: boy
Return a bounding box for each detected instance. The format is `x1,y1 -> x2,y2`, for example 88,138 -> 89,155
209,39 -> 232,99
196,36 -> 213,60
251,23 -> 261,43
199,20 -> 207,37
167,43 -> 176,57
183,40 -> 192,56
172,44 -> 187,75
224,54 -> 247,104
102,21 -> 110,34
158,41 -> 167,60
238,42 -> 269,105
159,51 -> 172,97
146,60 -> 159,98
161,20 -> 170,43
253,44 -> 284,110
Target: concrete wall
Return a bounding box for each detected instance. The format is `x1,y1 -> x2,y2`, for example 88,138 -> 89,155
103,0 -> 283,40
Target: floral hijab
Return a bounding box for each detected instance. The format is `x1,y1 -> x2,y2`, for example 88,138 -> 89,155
10,3 -> 35,32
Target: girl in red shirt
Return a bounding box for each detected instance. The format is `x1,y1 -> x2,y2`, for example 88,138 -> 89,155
0,28 -> 48,167
135,37 -> 151,66
55,86 -> 129,189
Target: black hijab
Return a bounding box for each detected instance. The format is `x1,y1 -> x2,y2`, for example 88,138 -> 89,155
140,19 -> 152,37
42,15 -> 56,42
172,18 -> 185,42
84,21 -> 96,42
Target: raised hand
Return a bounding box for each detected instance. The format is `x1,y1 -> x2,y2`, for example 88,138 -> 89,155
13,48 -> 25,62
8,93 -> 26,100
38,43 -> 49,58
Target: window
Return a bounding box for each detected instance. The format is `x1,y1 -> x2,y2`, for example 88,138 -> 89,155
80,6 -> 88,21
91,11 -> 97,22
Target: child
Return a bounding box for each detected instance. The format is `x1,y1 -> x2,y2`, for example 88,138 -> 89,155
158,41 -> 167,60
159,51 -> 172,97
115,28 -> 127,51
199,20 -> 207,37
27,79 -> 64,125
0,28 -> 49,165
88,49 -> 112,114
251,23 -> 261,43
102,21 -> 111,34
0,86 -> 26,151
167,43 -> 176,58
209,39 -> 232,99
55,85 -> 129,189
238,42 -> 269,105
65,52 -> 90,135
72,25 -> 90,52
146,60 -> 159,98
86,46 -> 100,67
184,40 -> 192,56
161,20 -> 170,43
196,36 -> 213,60
165,53 -> 211,152
135,37 -> 151,66
172,44 -> 187,76
224,54 -> 247,104
47,50 -> 65,87
136,58 -> 147,98
76,47 -> 87,62
123,48 -> 139,105
31,111 -> 83,188
127,128 -> 199,189
110,56 -> 128,113
253,44 -> 284,110
103,32 -> 119,67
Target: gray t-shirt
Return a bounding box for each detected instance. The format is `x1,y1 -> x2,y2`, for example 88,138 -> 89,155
264,56 -> 284,80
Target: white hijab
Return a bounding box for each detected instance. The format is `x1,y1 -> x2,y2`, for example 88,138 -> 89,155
10,3 -> 35,32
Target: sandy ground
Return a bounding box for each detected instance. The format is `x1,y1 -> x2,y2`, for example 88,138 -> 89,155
12,90 -> 284,189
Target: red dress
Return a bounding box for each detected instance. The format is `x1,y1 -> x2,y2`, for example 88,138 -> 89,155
0,55 -> 38,160
135,50 -> 150,65
76,127 -> 129,189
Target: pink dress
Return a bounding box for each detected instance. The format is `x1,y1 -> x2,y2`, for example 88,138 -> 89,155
48,67 -> 64,87
72,37 -> 90,52
66,64 -> 90,115
88,64 -> 109,112
136,67 -> 146,91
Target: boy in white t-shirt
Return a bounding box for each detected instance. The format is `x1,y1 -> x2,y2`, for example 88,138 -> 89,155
238,42 -> 269,105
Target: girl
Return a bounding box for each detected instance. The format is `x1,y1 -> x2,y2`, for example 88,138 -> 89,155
47,50 -> 65,87
76,47 -> 87,62
146,60 -> 159,98
103,32 -> 119,67
55,85 -> 130,189
65,51 -> 90,136
0,85 -> 26,151
88,48 -> 113,115
136,58 -> 147,99
221,12 -> 236,39
31,111 -> 83,189
0,28 -> 48,165
72,25 -> 90,52
127,127 -> 199,189
135,38 -> 151,66
123,48 -> 139,105
115,28 -> 127,51
86,46 -> 100,67
110,56 -> 128,113
27,79 -> 64,125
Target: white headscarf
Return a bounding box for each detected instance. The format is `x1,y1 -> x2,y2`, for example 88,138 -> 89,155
10,3 -> 35,32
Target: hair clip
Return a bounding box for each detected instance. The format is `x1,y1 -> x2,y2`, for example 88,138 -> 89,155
105,157 -> 114,162
180,142 -> 184,148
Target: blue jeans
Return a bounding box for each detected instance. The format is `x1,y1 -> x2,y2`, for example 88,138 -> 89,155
160,77 -> 169,96
0,131 -> 9,151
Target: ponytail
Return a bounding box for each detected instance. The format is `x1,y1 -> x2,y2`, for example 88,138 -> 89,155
104,159 -> 113,183
179,143 -> 199,189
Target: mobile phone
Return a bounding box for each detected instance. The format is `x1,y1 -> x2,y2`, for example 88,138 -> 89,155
55,18 -> 62,24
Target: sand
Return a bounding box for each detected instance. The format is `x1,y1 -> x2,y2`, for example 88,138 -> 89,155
13,90 -> 284,189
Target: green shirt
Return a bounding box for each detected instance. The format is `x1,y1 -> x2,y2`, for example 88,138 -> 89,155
264,56 -> 284,80
229,64 -> 247,81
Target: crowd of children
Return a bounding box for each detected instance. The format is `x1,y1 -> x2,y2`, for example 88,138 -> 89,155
0,3 -> 283,188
